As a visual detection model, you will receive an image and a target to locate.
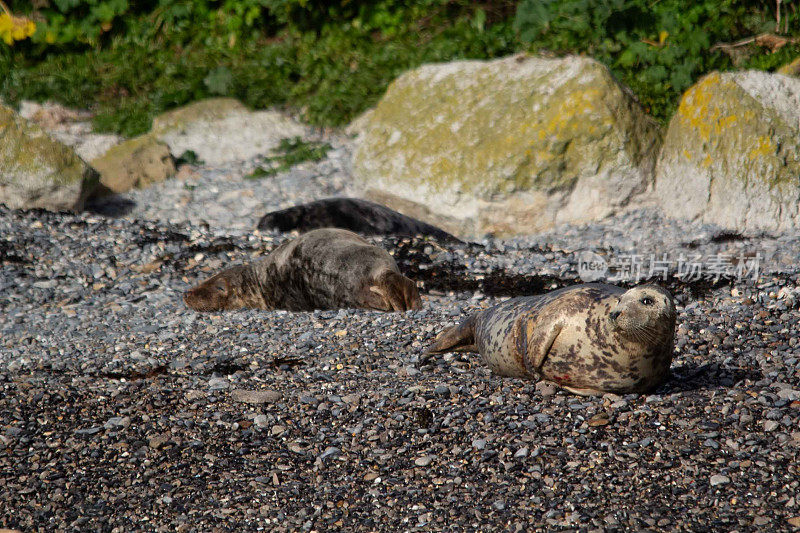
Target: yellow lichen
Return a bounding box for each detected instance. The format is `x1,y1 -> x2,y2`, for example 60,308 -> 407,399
748,136 -> 776,160
677,73 -> 741,143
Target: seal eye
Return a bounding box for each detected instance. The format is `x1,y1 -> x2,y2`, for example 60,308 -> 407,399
640,296 -> 654,305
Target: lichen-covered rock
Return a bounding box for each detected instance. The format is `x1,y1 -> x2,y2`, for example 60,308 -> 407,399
655,71 -> 800,232
351,54 -> 662,238
19,100 -> 122,162
0,103 -> 99,212
90,134 -> 175,195
151,98 -> 308,166
777,57 -> 800,77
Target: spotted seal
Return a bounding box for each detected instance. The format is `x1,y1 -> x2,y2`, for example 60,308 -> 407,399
184,228 -> 422,312
426,283 -> 676,395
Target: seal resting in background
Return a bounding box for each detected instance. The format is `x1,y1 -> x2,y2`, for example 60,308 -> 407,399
426,283 -> 676,395
185,228 -> 422,312
256,197 -> 462,243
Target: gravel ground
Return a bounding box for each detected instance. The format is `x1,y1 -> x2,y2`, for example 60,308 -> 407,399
2,139 -> 800,531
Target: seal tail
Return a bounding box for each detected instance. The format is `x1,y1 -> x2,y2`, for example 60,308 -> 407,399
426,314 -> 478,354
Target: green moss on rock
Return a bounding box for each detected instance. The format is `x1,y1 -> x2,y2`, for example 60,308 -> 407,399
90,133 -> 175,194
151,98 -> 248,135
353,55 -> 661,237
0,103 -> 99,211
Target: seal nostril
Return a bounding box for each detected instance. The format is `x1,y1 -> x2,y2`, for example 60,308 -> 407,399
609,310 -> 621,320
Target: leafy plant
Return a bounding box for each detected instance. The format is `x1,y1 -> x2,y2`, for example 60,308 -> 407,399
2,0 -> 796,136
513,0 -> 795,121
2,1 -> 515,135
245,136 -> 331,179
175,150 -> 203,166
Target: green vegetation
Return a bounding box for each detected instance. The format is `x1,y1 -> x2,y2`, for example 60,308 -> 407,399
0,0 -> 798,136
513,0 -> 800,122
246,136 -> 331,179
0,1 -> 517,136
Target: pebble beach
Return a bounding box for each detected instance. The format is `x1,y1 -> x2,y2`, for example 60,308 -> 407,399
2,131 -> 800,531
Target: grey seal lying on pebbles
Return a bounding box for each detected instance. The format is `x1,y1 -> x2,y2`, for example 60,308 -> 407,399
257,197 -> 462,243
426,283 -> 676,395
185,228 -> 422,312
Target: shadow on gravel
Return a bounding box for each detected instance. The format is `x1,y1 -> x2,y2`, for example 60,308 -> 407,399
0,239 -> 31,265
389,238 -> 569,297
85,194 -> 137,217
99,365 -> 168,381
662,362 -> 763,394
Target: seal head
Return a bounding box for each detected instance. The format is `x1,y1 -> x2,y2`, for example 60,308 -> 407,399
609,285 -> 676,347
184,264 -> 266,312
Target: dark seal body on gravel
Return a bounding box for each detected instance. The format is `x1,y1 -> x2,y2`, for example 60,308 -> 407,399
185,228 -> 422,312
427,283 -> 677,395
257,197 -> 462,243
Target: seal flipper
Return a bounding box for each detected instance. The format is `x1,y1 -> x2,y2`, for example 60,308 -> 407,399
515,317 -> 563,375
425,314 -> 478,354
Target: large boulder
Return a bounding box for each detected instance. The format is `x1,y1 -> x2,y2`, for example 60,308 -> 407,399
351,54 -> 662,238
19,100 -> 122,162
151,98 -> 308,166
90,134 -> 175,195
655,71 -> 800,232
0,103 -> 99,211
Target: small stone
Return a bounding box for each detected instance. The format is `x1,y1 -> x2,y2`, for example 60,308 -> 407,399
342,394 -> 361,405
710,474 -> 730,486
231,389 -> 282,404
787,517 -> 800,527
777,389 -> 800,401
514,447 -> 529,458
253,415 -> 269,428
319,447 -> 341,461
472,439 -> 486,450
148,432 -> 171,449
414,455 -> 434,467
75,427 -> 102,435
587,413 -> 611,427
535,381 -> 557,396
434,385 -> 451,397
208,377 -> 229,390
764,420 -> 780,432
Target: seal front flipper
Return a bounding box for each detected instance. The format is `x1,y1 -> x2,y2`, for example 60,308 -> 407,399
513,316 -> 563,375
425,314 -> 478,354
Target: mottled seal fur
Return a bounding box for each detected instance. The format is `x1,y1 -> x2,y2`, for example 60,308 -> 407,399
256,197 -> 461,243
185,228 -> 422,312
427,283 -> 676,395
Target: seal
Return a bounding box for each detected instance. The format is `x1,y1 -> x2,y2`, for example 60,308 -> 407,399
257,197 -> 462,243
184,228 -> 422,312
426,283 -> 676,395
